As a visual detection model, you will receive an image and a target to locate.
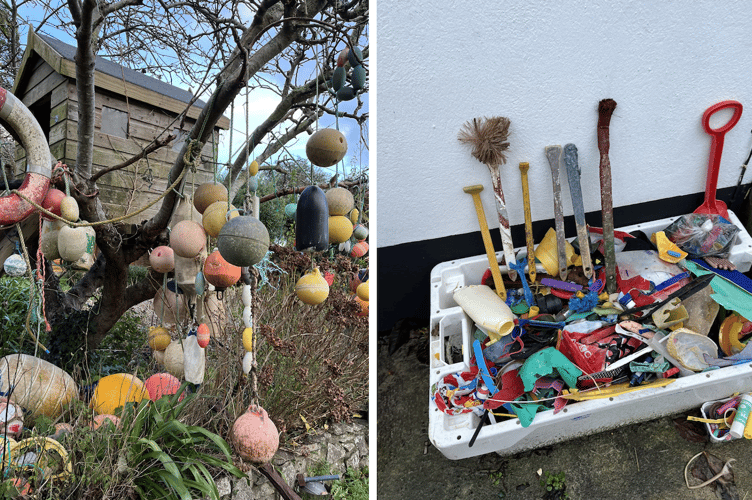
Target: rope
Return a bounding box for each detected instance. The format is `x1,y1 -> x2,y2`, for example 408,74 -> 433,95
14,222 -> 47,352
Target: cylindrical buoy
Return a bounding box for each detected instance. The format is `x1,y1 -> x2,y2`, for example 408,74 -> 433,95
306,129 -> 347,168
296,186 -> 329,252
242,327 -> 254,352
295,267 -> 329,305
216,216 -> 270,267
231,405 -> 279,464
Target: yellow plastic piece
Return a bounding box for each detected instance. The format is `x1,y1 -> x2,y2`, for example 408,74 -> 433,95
651,231 -> 687,263
561,378 -> 675,400
11,437 -> 72,481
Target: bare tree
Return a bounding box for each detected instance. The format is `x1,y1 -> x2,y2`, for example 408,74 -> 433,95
11,0 -> 368,366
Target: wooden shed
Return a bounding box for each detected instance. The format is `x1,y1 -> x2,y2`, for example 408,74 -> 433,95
10,29 -> 229,224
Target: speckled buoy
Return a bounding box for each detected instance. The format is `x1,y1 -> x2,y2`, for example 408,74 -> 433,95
0,354 -> 77,420
148,326 -> 172,351
40,188 -> 65,220
203,201 -> 239,238
352,224 -> 368,241
59,195 -> 79,222
325,187 -> 355,216
306,128 -> 347,168
197,323 -> 211,348
231,405 -> 279,464
170,220 -> 206,258
163,341 -> 185,378
145,373 -> 184,401
150,246 -> 175,273
57,225 -> 88,262
295,267 -> 329,305
328,215 -> 354,244
193,182 -> 228,214
284,203 -> 297,219
351,241 -> 369,258
356,279 -> 369,301
217,216 -> 270,267
204,249 -> 241,289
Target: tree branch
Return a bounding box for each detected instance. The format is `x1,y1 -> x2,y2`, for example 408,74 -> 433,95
89,134 -> 175,183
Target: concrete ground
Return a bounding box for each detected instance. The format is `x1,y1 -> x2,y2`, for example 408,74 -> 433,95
377,327 -> 752,500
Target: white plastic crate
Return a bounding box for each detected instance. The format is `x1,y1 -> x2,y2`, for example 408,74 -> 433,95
428,210 -> 752,459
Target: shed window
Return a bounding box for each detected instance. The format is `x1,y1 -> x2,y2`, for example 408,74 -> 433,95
101,106 -> 129,138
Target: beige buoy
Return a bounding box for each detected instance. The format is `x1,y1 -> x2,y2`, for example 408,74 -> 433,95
0,355 -> 77,421
152,285 -> 189,326
170,220 -> 206,258
326,187 -> 354,216
203,201 -> 239,238
40,219 -> 64,260
231,405 -> 279,464
295,267 -> 329,305
328,215 -> 354,244
72,224 -> 97,270
59,195 -> 79,222
356,279 -> 369,301
193,182 -> 228,214
153,348 -> 166,366
149,246 -> 175,273
90,373 -> 149,415
163,341 -> 185,378
306,128 -> 347,167
57,225 -> 88,262
148,326 -> 172,351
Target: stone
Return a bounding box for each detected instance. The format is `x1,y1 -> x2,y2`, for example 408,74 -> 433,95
326,442 -> 347,466
216,476 -> 231,498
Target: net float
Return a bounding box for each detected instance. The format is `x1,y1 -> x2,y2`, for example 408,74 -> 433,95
306,128 -> 347,168
204,249 -> 241,289
89,373 -> 149,415
148,326 -> 172,351
203,201 -> 239,237
351,241 -> 369,258
231,405 -> 279,464
149,246 -> 174,273
329,215 -> 353,244
145,373 -> 183,401
295,267 -> 329,305
170,219 -> 206,258
217,215 -> 270,267
193,182 -> 228,214
197,323 -> 210,348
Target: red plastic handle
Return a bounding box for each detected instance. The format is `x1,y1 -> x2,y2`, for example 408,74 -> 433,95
702,100 -> 743,136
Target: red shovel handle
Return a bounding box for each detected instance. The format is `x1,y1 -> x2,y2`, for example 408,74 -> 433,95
702,100 -> 743,136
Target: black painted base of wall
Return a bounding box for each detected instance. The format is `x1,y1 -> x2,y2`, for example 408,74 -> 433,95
377,186 -> 752,333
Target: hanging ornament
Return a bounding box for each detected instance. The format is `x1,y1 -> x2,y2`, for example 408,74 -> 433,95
149,246 -> 175,273
217,216 -> 270,267
203,201 -> 239,238
326,187 -> 354,216
284,203 -> 297,219
351,241 -> 369,259
40,188 -> 65,220
193,182 -> 228,214
295,267 -> 329,305
248,176 -> 259,193
231,405 -> 279,464
170,220 -> 206,258
59,196 -> 79,222
204,249 -> 241,289
249,160 -> 259,177
295,186 -> 329,252
197,323 -> 211,348
306,129 -> 347,168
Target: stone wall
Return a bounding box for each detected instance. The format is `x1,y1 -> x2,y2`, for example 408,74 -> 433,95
213,421 -> 368,499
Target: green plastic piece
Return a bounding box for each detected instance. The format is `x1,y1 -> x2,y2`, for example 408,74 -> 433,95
519,347 -> 583,391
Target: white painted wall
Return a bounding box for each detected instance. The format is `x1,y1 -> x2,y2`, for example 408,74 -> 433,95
376,1 -> 752,248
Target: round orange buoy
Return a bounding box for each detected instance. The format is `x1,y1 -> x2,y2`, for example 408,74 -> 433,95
170,220 -> 206,258
150,246 -> 175,273
306,128 -> 347,168
328,215 -> 354,244
90,373 -> 149,415
351,241 -> 369,258
355,295 -> 368,317
204,249 -> 241,289
144,373 -> 184,401
231,405 -> 279,464
295,267 -> 329,305
197,323 -> 210,348
325,187 -> 354,216
193,182 -> 228,214
148,326 -> 172,351
203,201 -> 239,238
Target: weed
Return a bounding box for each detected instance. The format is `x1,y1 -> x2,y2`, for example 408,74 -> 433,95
304,461 -> 368,500
541,470 -> 569,500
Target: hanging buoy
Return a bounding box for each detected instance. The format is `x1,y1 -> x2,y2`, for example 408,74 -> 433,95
248,176 -> 259,193
40,188 -> 65,220
337,47 -> 349,67
89,373 -> 148,415
149,246 -> 175,273
163,341 -> 184,378
249,160 -> 259,176
296,186 -> 329,252
203,201 -> 239,238
356,279 -> 369,301
170,220 -> 206,258
40,219 -> 63,260
333,66 -> 346,91
336,86 -> 356,102
352,224 -> 368,241
231,405 -> 279,464
152,284 -> 188,325
197,323 -> 211,348
59,195 -> 79,222
242,327 -> 254,352
195,270 -> 206,295
306,128 -> 347,168
242,351 -> 253,374
148,326 -> 172,351
349,208 -> 359,225
295,267 -> 329,305
348,46 -> 364,67
144,373 -> 183,401
203,249 -> 240,289
351,241 -> 369,258
57,224 -> 88,262
351,65 -> 366,90
3,254 -> 26,276
193,182 -> 228,214
329,215 -> 354,244
284,203 -> 297,219
216,216 -> 270,267
325,187 -> 354,216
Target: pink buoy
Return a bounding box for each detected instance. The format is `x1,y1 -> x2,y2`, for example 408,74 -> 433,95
150,246 -> 175,273
170,220 -> 206,258
40,188 -> 65,220
144,373 -> 184,401
231,405 -> 279,464
197,323 -> 211,348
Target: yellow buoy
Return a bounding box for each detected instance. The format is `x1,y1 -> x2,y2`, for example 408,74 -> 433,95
328,215 -> 354,244
148,326 -> 172,351
349,208 -> 359,225
90,373 -> 149,415
242,327 -> 254,352
249,160 -> 259,176
306,128 -> 347,167
203,201 -> 239,238
59,196 -> 79,222
356,279 -> 369,301
295,267 -> 329,305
